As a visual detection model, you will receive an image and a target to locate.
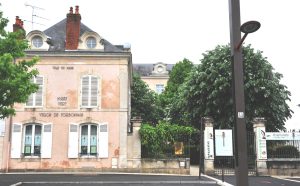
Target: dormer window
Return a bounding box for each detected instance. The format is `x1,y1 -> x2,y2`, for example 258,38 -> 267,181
78,32 -> 104,50
86,37 -> 96,49
26,30 -> 48,50
32,36 -> 43,48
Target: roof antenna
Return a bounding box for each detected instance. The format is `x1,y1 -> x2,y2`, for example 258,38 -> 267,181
24,3 -> 48,30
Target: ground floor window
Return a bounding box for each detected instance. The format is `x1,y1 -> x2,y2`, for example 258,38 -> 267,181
24,124 -> 42,156
11,123 -> 52,159
68,122 -> 108,158
80,124 -> 98,156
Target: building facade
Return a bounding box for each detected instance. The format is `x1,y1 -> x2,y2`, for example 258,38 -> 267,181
133,63 -> 173,94
1,6 -> 134,171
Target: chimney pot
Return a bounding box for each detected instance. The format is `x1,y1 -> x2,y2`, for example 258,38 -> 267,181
69,7 -> 73,14
75,6 -> 79,14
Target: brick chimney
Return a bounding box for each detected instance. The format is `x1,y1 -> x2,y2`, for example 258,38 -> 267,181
13,16 -> 24,31
13,16 -> 25,38
65,6 -> 81,50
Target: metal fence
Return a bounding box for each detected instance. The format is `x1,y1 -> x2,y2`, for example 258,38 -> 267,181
267,140 -> 300,159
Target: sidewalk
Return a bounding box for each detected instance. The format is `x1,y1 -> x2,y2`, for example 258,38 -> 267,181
190,165 -> 233,186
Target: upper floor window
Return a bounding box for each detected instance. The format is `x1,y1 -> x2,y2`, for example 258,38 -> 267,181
32,36 -> 43,48
156,84 -> 165,94
81,75 -> 99,108
86,37 -> 97,49
26,76 -> 44,107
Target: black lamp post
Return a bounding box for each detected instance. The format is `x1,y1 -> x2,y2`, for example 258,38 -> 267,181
228,1 -> 260,186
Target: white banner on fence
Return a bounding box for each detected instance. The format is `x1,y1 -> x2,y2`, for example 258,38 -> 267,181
266,132 -> 300,140
256,127 -> 267,160
204,126 -> 214,159
215,129 -> 233,156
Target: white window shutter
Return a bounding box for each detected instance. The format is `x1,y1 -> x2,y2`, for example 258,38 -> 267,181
81,76 -> 89,107
90,76 -> 98,107
26,94 -> 34,106
98,123 -> 108,158
41,124 -> 52,158
68,123 -> 79,158
11,123 -> 22,158
35,76 -> 43,106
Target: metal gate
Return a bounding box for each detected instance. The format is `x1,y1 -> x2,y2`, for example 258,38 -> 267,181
213,130 -> 256,175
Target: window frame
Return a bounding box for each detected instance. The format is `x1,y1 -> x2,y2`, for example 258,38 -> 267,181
80,75 -> 99,108
31,35 -> 43,48
79,123 -> 98,157
86,37 -> 97,49
25,76 -> 44,108
155,84 -> 165,94
22,123 -> 42,157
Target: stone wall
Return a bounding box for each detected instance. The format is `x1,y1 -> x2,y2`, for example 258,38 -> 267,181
267,159 -> 300,176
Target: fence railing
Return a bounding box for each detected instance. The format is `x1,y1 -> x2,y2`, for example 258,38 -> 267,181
267,140 -> 300,158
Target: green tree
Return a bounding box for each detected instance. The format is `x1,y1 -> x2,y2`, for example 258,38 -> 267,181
131,73 -> 162,124
159,58 -> 194,123
139,121 -> 197,158
0,9 -> 38,118
176,45 -> 292,131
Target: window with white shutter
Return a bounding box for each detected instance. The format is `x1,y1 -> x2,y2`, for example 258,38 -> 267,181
68,123 -> 79,158
26,76 -> 44,107
11,123 -> 22,158
41,124 -> 52,158
81,75 -> 99,108
98,123 -> 108,158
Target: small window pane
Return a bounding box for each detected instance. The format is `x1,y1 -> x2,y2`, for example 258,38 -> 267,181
32,36 -> 43,48
86,37 -> 96,49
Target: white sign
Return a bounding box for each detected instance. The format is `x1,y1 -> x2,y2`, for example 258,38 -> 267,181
256,127 -> 267,160
215,130 -> 233,156
266,132 -> 300,140
0,119 -> 5,136
204,127 -> 214,159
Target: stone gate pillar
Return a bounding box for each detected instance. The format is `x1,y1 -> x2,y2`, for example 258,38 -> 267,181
203,117 -> 214,175
127,117 -> 142,168
253,117 -> 268,175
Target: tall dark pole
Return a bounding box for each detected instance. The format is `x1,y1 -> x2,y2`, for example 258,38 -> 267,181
228,0 -> 249,186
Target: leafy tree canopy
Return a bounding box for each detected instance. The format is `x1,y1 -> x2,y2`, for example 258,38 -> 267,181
175,45 -> 292,131
0,8 -> 38,118
131,72 -> 163,124
159,58 -> 194,123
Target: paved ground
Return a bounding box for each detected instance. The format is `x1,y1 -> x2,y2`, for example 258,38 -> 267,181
1,173 -> 219,186
190,165 -> 300,186
0,167 -> 299,186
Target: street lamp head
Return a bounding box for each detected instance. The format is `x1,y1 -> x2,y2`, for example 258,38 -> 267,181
240,21 -> 261,34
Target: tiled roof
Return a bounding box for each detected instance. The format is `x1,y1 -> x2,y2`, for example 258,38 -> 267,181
43,18 -> 123,52
133,63 -> 174,76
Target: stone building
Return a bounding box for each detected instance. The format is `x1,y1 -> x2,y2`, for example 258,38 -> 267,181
1,6 -> 138,172
133,63 -> 173,94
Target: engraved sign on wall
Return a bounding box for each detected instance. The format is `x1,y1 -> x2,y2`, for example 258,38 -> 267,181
204,126 -> 214,159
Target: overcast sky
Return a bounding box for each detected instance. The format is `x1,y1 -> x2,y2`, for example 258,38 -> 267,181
1,0 -> 299,130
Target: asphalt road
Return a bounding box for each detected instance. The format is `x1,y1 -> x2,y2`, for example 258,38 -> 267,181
213,175 -> 300,186
1,173 -> 300,186
0,173 -> 219,186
